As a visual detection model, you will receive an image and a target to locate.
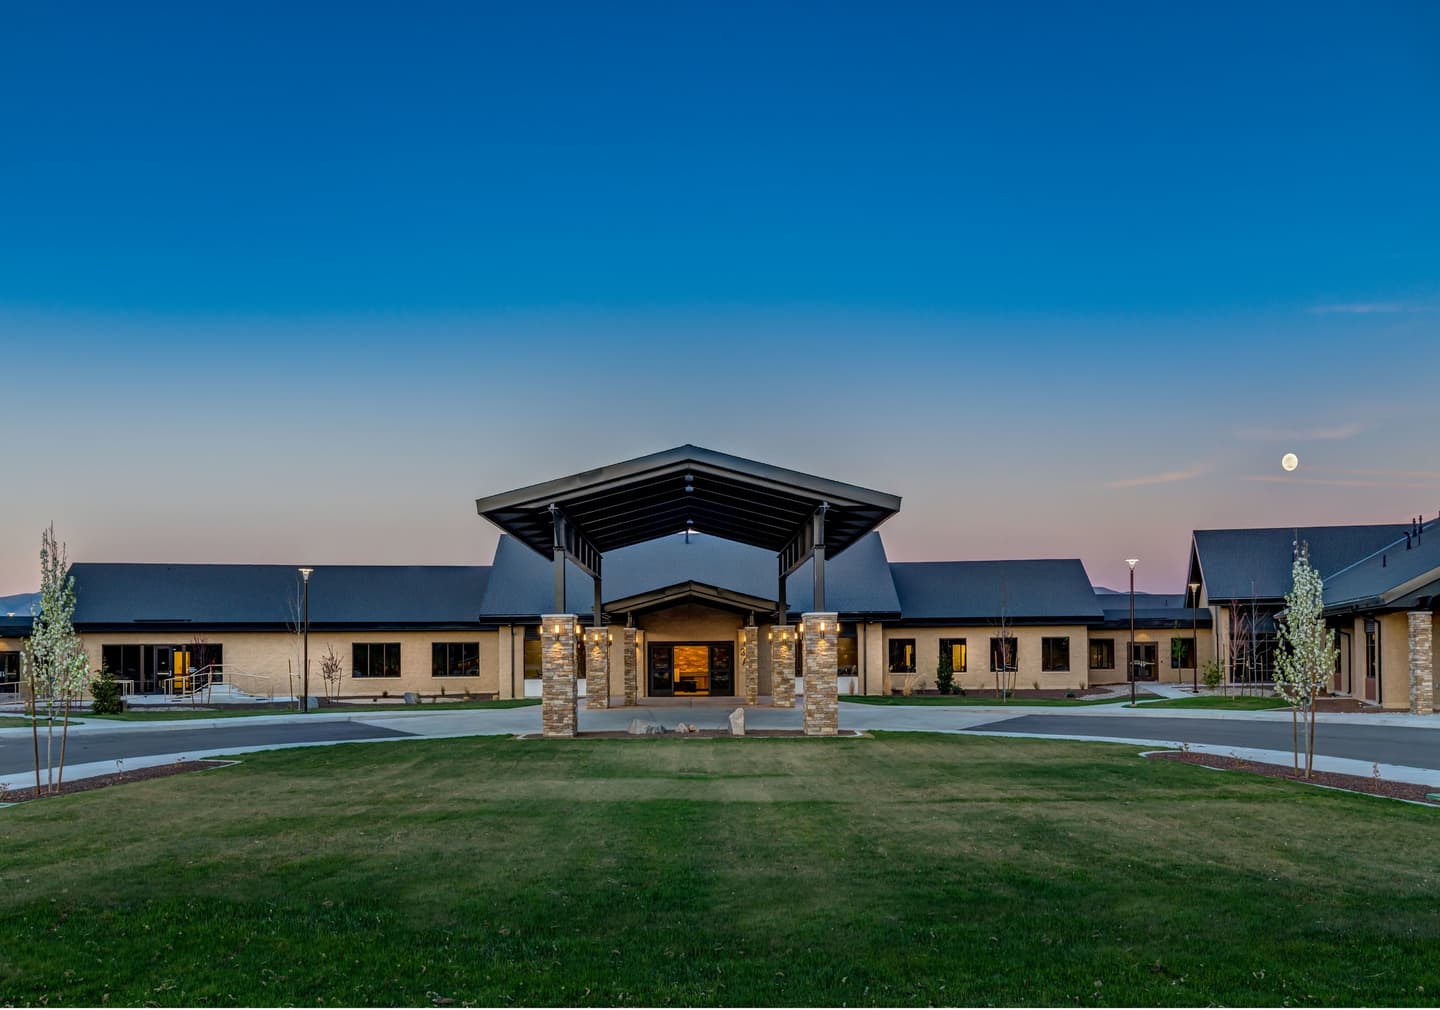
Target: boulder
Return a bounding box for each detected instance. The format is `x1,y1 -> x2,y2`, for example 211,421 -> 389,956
728,707 -> 745,736
627,718 -> 664,736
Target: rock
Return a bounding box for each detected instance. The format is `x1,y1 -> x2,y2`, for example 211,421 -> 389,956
728,707 -> 745,736
627,718 -> 664,736
675,722 -> 700,735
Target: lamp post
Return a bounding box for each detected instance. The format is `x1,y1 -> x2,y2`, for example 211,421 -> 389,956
1126,559 -> 1139,705
299,567 -> 313,711
1188,580 -> 1201,693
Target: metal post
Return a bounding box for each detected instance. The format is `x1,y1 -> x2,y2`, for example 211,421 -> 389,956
777,574 -> 788,627
1128,564 -> 1136,706
553,549 -> 566,613
299,567 -> 313,712
594,577 -> 603,629
812,503 -> 828,612
1190,581 -> 1201,693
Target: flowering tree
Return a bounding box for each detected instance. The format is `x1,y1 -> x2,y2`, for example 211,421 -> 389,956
1273,543 -> 1338,780
22,524 -> 91,796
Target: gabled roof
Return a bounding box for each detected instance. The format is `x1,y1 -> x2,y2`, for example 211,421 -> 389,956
887,559 -> 1104,623
475,444 -> 901,560
1323,520 -> 1440,612
1190,524 -> 1410,602
69,564 -> 491,628
477,531 -> 901,620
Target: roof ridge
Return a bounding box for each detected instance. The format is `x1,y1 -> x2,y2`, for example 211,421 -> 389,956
1324,516 -> 1440,583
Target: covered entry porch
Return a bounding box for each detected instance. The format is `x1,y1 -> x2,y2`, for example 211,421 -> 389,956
476,445 -> 900,737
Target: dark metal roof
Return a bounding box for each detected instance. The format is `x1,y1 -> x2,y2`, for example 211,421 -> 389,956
475,444 -> 901,560
1190,524 -> 1410,602
1093,590 -> 1212,629
888,559 -> 1104,623
69,564 -> 491,629
477,531 -> 901,620
1323,520 -> 1440,613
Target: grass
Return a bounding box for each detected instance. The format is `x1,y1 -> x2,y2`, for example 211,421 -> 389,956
843,692 -> 1157,707
86,698 -> 540,721
2,734 -> 1437,1006
1137,695 -> 1291,711
0,715 -> 36,728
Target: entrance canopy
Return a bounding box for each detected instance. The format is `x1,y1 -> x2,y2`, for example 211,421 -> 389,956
475,445 -> 901,616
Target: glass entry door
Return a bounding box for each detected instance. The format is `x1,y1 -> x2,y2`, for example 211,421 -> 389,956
646,643 -> 735,697
1128,642 -> 1159,681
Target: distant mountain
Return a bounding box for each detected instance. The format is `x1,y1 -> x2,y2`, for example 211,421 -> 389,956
0,592 -> 39,616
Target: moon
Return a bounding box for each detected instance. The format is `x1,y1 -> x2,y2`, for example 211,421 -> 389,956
1281,452 -> 1299,472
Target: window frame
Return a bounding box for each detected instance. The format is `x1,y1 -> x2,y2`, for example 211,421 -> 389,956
1170,636 -> 1196,669
938,637 -> 967,673
888,638 -> 916,674
1089,638 -> 1115,670
353,642 -> 402,679
431,641 -> 480,677
1041,636 -> 1070,672
989,636 -> 1018,672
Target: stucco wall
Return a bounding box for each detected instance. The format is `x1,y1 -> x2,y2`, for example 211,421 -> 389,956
78,629 -> 500,699
880,625 -> 1093,692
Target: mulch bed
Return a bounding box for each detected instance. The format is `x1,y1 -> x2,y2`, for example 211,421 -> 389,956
898,687 -> 1119,699
1148,751 -> 1440,805
0,760 -> 231,804
519,729 -> 867,740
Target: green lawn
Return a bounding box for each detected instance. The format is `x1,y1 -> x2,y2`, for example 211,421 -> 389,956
1137,695 -> 1291,711
2,734 -> 1436,1006
843,692 -> 1157,707
87,698 -> 540,721
0,715 -> 35,728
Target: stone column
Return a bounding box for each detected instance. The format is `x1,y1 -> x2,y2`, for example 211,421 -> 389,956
802,612 -> 839,736
741,625 -> 759,705
1408,611 -> 1433,715
622,627 -> 640,706
771,626 -> 796,708
541,614 -> 578,737
585,627 -> 610,710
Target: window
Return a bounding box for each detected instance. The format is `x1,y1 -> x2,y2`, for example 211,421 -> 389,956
353,642 -> 401,678
1170,637 -> 1196,669
432,641 -> 480,677
0,652 -> 19,694
938,638 -> 967,673
989,637 -> 1017,672
888,638 -> 916,673
523,628 -> 542,679
1089,638 -> 1115,670
101,644 -> 142,683
1041,636 -> 1070,672
837,624 -> 859,677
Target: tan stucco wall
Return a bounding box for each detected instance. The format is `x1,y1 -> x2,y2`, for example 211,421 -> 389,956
78,629 -> 501,699
880,625 -> 1093,692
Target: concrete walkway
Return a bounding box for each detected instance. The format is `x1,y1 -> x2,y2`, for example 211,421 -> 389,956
2,700 -> 1437,791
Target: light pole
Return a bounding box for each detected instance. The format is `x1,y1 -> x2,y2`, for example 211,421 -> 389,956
1126,558 -> 1139,705
299,567 -> 313,711
1188,580 -> 1201,693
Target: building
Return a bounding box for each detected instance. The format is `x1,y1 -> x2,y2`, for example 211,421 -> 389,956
1,446 -> 1434,716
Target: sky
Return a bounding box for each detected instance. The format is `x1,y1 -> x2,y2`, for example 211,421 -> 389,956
1,1 -> 1437,595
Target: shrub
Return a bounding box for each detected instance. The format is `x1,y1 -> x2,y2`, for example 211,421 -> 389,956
1202,659 -> 1224,691
935,652 -> 954,696
90,665 -> 125,715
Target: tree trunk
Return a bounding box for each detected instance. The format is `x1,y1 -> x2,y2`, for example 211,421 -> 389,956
1306,694 -> 1318,780
57,696 -> 72,788
29,674 -> 41,800
45,701 -> 55,792
1296,708 -> 1307,772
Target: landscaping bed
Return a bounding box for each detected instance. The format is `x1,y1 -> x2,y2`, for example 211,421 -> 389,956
1147,750 -> 1440,805
0,760 -> 231,804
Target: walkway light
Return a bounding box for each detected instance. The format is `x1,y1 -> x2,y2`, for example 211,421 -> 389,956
298,568 -> 313,713
1126,559 -> 1138,706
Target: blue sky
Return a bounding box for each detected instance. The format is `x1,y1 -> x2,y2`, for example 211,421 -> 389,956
2,1 -> 1437,594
